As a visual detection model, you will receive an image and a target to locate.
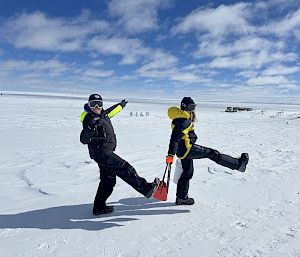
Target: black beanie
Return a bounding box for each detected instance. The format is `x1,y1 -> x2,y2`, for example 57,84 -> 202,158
181,97 -> 196,111
88,94 -> 102,102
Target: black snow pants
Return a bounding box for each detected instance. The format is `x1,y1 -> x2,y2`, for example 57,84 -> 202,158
176,144 -> 240,199
93,152 -> 152,210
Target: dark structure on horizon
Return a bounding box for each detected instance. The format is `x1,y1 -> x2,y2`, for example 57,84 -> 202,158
225,106 -> 253,112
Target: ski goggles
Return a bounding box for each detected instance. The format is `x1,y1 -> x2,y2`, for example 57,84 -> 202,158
186,103 -> 196,111
88,100 -> 103,108
182,103 -> 196,111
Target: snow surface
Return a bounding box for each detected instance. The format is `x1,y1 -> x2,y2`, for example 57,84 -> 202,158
0,94 -> 300,257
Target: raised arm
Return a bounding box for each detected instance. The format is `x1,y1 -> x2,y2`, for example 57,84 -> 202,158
105,99 -> 128,118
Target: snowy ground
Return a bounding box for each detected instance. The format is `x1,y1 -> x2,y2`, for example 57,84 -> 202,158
0,94 -> 300,257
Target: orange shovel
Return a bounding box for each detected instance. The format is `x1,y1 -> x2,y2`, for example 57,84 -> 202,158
153,164 -> 171,201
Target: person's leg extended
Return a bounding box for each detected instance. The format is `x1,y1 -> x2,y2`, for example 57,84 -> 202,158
104,153 -> 157,197
187,144 -> 239,170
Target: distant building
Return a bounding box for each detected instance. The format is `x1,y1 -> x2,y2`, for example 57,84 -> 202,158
225,107 -> 253,112
129,111 -> 150,117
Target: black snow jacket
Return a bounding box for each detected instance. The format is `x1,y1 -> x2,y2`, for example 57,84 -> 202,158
167,107 -> 198,159
80,102 -> 124,160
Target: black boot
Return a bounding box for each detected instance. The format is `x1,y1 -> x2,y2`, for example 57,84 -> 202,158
93,205 -> 114,216
175,196 -> 195,205
237,153 -> 249,172
145,177 -> 160,198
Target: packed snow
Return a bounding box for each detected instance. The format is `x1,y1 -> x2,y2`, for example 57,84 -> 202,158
0,94 -> 300,257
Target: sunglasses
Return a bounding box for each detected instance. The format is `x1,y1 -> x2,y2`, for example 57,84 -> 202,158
182,103 -> 196,111
187,103 -> 196,111
88,100 -> 103,108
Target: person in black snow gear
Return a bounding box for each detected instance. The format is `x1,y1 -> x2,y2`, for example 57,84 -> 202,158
166,97 -> 249,206
80,94 -> 160,215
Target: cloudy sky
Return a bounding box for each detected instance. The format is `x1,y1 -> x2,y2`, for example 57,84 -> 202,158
0,0 -> 300,99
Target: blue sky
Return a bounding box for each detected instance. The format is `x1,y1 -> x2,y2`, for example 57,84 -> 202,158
0,0 -> 300,99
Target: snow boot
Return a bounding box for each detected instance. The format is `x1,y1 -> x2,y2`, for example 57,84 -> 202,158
237,153 -> 249,172
175,196 -> 195,205
93,205 -> 114,216
146,177 -> 160,198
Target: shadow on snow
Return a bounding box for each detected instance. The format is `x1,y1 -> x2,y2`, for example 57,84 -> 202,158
0,197 -> 189,231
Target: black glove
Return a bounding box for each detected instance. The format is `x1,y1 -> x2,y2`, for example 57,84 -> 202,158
120,99 -> 128,108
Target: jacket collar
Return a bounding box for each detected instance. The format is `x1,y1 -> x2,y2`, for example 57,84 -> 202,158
168,106 -> 190,119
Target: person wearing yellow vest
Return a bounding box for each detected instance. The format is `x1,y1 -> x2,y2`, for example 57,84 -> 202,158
80,94 -> 159,215
166,97 -> 249,205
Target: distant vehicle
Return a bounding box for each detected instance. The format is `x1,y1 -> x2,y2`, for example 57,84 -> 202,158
225,107 -> 253,112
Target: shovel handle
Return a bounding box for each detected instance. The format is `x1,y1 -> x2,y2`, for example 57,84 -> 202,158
162,164 -> 171,193
162,164 -> 170,182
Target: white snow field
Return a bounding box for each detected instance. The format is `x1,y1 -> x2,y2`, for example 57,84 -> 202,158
0,94 -> 300,257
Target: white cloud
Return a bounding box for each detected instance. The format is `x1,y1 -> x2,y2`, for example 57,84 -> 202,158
88,36 -> 150,64
108,0 -> 171,33
0,58 -> 115,91
254,0 -> 299,11
277,83 -> 299,90
170,71 -> 208,83
246,75 -> 292,86
136,55 -> 210,84
83,68 -> 114,78
171,1 -> 300,89
1,11 -> 109,51
264,8 -> 300,36
0,59 -> 69,75
137,50 -> 178,71
262,64 -> 300,76
194,36 -> 283,58
172,3 -> 253,37
237,70 -> 258,78
209,50 -> 297,69
137,66 -> 208,83
91,60 -> 104,66
88,36 -> 180,70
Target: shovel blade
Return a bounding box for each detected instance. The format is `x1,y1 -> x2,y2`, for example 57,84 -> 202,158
153,181 -> 168,201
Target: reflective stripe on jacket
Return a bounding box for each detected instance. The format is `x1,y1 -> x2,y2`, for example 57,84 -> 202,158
167,107 -> 197,159
80,103 -> 123,160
